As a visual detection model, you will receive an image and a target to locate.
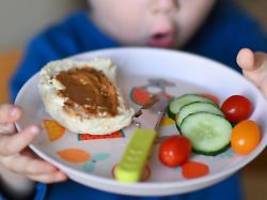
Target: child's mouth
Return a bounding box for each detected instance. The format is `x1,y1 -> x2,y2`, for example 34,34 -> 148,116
147,32 -> 177,48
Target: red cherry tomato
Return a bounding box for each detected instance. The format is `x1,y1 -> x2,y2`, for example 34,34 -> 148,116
221,95 -> 253,123
159,135 -> 192,167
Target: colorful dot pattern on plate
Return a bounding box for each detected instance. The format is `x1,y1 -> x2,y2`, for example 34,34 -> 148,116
78,130 -> 125,141
159,116 -> 175,126
83,153 -> 110,172
43,119 -> 65,141
57,148 -> 91,163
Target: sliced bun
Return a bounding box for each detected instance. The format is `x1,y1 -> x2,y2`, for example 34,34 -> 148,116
38,58 -> 134,134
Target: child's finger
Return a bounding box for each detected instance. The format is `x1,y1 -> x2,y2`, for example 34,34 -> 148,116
25,159 -> 57,175
0,122 -> 16,135
237,48 -> 267,87
236,48 -> 255,71
236,48 -> 267,71
0,104 -> 22,124
27,171 -> 67,183
260,77 -> 267,97
1,154 -> 57,175
242,59 -> 267,87
22,149 -> 57,175
0,125 -> 39,156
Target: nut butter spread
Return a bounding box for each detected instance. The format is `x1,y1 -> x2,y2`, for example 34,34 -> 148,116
55,67 -> 119,117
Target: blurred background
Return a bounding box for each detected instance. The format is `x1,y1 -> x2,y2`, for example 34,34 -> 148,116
0,1 -> 266,200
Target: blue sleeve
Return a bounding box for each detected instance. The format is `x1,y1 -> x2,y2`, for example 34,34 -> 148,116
9,22 -> 79,102
217,2 -> 267,70
10,36 -> 57,101
185,0 -> 267,72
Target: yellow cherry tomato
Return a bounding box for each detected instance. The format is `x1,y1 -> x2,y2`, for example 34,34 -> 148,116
231,120 -> 261,155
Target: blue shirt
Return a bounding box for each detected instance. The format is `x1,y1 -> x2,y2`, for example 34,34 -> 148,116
8,1 -> 267,200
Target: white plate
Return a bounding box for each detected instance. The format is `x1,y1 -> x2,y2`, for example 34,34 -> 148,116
15,48 -> 267,196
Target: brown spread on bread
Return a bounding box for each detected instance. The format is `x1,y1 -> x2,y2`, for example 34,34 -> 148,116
55,67 -> 119,117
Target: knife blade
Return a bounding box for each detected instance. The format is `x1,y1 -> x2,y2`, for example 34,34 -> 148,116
114,95 -> 168,182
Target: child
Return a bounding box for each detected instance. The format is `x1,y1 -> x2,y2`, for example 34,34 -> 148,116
1,0 -> 267,199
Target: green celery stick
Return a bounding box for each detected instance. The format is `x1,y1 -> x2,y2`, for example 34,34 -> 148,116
114,128 -> 156,182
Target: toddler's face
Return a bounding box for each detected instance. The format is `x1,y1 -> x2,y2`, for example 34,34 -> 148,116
89,0 -> 215,48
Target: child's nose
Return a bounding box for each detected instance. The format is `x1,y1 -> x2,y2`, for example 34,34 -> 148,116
150,0 -> 179,14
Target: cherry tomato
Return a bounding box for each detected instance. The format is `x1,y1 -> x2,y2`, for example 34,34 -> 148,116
231,120 -> 261,155
159,135 -> 192,167
221,95 -> 253,123
182,161 -> 209,179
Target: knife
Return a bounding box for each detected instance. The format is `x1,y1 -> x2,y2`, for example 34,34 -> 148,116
114,95 -> 168,182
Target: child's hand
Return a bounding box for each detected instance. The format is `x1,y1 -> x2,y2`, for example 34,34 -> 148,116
0,104 -> 67,183
237,48 -> 267,97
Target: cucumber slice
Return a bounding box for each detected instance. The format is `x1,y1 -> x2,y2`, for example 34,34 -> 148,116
177,102 -> 223,127
168,94 -> 214,119
180,112 -> 232,155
